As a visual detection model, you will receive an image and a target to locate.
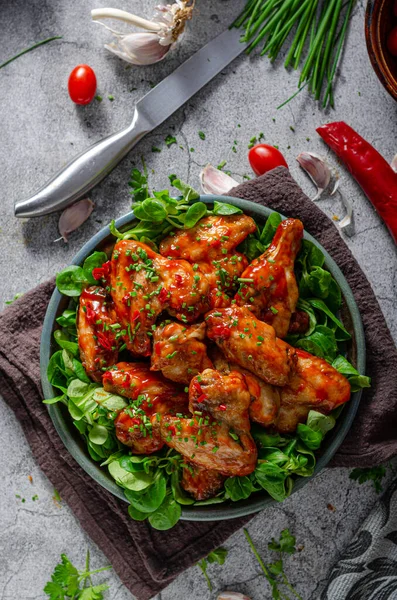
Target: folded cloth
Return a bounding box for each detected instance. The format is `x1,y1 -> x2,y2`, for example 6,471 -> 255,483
0,168 -> 396,600
317,474 -> 397,599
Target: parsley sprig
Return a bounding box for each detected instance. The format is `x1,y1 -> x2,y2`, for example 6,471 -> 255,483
349,466 -> 387,494
44,550 -> 112,600
197,548 -> 228,591
244,528 -> 303,600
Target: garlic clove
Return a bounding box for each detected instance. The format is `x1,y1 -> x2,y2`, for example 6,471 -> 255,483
200,164 -> 239,195
337,190 -> 354,236
217,593 -> 251,600
57,199 -> 94,242
391,153 -> 397,173
105,32 -> 170,65
296,151 -> 331,201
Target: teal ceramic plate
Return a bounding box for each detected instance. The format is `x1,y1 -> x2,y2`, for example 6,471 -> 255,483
40,195 -> 365,521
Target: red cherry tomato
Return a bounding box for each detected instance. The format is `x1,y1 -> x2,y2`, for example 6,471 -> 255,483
248,144 -> 288,176
388,26 -> 397,56
68,65 -> 97,105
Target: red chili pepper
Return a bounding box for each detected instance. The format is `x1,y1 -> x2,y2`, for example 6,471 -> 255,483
130,418 -> 141,425
191,380 -> 202,395
121,374 -> 132,389
174,274 -> 183,287
155,342 -> 161,356
218,404 -> 227,411
317,121 -> 397,244
102,371 -> 113,384
96,332 -> 113,351
210,239 -> 221,249
92,267 -> 104,280
168,425 -> 176,435
158,288 -> 169,303
210,325 -> 231,339
196,393 -> 207,403
92,260 -> 111,280
85,306 -> 97,324
131,310 -> 140,322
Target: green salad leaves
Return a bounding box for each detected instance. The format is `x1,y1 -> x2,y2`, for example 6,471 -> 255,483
48,172 -> 371,530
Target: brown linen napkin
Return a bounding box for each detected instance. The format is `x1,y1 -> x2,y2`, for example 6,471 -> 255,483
1,168 -> 396,599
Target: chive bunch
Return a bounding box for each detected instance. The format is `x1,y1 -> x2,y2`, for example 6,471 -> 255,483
233,0 -> 355,108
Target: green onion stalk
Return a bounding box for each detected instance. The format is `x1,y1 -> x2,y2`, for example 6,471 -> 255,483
232,0 -> 355,108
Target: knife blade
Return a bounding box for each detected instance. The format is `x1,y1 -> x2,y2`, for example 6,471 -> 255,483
14,27 -> 246,218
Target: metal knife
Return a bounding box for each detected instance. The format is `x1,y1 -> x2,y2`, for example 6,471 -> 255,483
15,27 -> 246,218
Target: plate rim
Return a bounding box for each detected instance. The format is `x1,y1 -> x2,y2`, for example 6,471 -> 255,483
40,194 -> 365,521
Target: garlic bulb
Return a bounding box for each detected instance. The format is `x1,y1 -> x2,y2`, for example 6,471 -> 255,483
92,2 -> 194,65
296,152 -> 331,201
200,164 -> 239,195
57,199 -> 94,242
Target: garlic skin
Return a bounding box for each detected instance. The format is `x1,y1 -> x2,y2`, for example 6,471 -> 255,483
217,593 -> 251,600
296,151 -> 331,201
200,164 -> 239,195
57,199 -> 94,242
92,2 -> 194,65
391,153 -> 397,173
105,32 -> 171,66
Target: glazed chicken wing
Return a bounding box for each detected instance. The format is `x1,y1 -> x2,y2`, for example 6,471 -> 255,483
189,369 -> 252,433
151,322 -> 213,384
103,362 -> 188,453
77,286 -> 119,382
235,218 -> 304,338
206,305 -> 296,386
109,240 -> 210,357
276,349 -> 351,432
159,215 -> 257,308
181,462 -> 225,501
211,347 -> 280,427
155,415 -> 257,476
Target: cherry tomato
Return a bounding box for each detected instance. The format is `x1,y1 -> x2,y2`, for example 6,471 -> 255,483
248,144 -> 288,176
68,64 -> 97,105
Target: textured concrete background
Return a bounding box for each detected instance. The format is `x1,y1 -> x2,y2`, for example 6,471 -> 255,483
0,0 -> 396,598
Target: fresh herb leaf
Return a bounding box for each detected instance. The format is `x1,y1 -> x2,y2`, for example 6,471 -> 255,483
5,293 -> 23,305
297,410 -> 335,450
0,36 -> 62,70
44,551 -> 111,600
197,547 -> 228,590
244,528 -> 302,600
83,252 -> 108,284
224,475 -> 253,501
165,134 -> 177,147
260,212 -> 282,246
212,200 -> 243,216
332,356 -> 371,392
350,466 -> 387,494
56,266 -> 87,297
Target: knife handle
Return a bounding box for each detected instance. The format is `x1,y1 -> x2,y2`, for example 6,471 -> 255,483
14,108 -> 150,218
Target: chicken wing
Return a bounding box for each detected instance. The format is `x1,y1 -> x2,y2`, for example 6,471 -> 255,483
103,362 -> 188,453
151,321 -> 213,384
235,218 -> 304,338
159,215 -> 257,307
206,305 -> 296,386
109,240 -> 210,357
189,369 -> 252,433
211,348 -> 280,427
276,349 -> 351,432
181,462 -> 225,501
155,415 -> 257,476
77,286 -> 119,382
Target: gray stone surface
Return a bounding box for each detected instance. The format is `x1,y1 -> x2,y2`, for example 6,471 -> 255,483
0,0 -> 396,599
